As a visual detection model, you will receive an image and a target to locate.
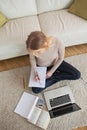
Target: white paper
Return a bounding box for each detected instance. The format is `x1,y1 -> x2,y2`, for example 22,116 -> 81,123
14,92 -> 39,118
27,106 -> 42,124
36,110 -> 50,129
29,67 -> 47,88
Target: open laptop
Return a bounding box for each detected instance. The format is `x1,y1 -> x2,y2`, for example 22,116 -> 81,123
44,86 -> 81,118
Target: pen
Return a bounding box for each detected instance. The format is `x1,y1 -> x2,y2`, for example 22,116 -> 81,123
38,79 -> 42,85
23,77 -> 27,89
38,75 -> 42,85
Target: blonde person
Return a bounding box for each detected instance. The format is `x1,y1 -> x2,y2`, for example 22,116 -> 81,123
26,31 -> 81,94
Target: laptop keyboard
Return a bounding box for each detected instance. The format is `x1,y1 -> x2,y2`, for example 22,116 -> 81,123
50,94 -> 71,108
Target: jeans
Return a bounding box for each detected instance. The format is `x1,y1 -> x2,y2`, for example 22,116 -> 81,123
32,60 -> 81,94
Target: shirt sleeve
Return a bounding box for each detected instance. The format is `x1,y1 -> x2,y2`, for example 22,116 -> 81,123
49,39 -> 65,74
29,54 -> 38,76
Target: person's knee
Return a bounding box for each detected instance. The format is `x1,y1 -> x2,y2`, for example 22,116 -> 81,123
32,88 -> 39,94
74,71 -> 81,80
32,87 -> 43,94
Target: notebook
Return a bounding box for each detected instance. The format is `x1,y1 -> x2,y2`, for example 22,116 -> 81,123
14,92 -> 50,129
44,86 -> 81,118
28,67 -> 47,88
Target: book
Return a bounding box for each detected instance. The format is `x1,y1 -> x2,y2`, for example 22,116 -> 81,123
29,67 -> 47,88
14,92 -> 50,130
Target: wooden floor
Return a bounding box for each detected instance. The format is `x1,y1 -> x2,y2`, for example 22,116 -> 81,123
0,43 -> 87,72
73,126 -> 87,130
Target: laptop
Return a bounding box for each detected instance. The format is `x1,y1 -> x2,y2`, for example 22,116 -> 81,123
44,86 -> 81,118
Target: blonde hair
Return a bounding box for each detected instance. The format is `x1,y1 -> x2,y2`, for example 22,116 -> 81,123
26,31 -> 47,50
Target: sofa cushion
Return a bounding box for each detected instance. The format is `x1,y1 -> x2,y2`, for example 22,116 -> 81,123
69,0 -> 87,20
0,12 -> 8,27
37,0 -> 73,14
0,0 -> 37,19
38,9 -> 87,46
0,16 -> 41,60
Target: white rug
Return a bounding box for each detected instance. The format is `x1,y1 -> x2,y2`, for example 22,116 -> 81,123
0,53 -> 87,130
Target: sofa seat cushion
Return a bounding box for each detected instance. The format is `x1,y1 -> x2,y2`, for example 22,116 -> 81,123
38,9 -> 87,46
0,16 -> 41,60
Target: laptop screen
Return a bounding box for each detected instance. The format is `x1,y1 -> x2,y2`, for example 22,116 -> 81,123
49,103 -> 81,118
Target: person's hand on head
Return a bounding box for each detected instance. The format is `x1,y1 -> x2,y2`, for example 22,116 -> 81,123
46,71 -> 52,79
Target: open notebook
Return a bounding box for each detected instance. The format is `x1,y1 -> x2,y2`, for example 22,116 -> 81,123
14,92 -> 50,130
28,67 -> 47,88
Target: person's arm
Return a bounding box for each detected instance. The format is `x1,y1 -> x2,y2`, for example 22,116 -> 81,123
29,54 -> 40,81
49,39 -> 65,74
29,54 -> 38,76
